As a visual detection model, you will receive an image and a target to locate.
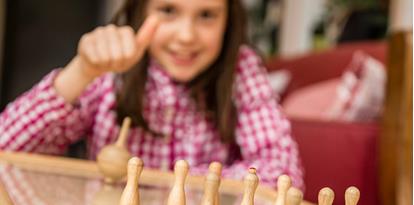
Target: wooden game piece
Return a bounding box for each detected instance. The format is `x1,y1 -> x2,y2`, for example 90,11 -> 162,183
0,180 -> 13,205
200,170 -> 220,205
240,168 -> 259,205
286,187 -> 303,205
200,162 -> 222,205
318,187 -> 334,205
167,160 -> 189,205
345,186 -> 360,205
274,174 -> 292,205
97,117 -> 132,183
210,162 -> 223,205
119,157 -> 144,205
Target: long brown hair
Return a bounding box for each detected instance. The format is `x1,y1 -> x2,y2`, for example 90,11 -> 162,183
112,0 -> 247,144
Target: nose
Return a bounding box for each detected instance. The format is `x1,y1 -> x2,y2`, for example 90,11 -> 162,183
176,18 -> 196,44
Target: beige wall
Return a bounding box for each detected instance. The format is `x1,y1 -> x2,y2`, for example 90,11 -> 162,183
389,0 -> 413,32
278,0 -> 326,58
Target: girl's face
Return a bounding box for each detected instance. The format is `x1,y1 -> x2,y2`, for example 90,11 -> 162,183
146,0 -> 228,82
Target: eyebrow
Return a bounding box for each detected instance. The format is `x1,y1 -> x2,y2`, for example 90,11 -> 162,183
200,5 -> 225,12
196,1 -> 226,11
153,0 -> 226,11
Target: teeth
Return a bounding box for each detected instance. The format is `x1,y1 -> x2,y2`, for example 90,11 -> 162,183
175,53 -> 194,59
178,54 -> 192,58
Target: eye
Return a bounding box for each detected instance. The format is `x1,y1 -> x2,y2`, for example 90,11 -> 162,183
157,5 -> 176,16
199,10 -> 217,20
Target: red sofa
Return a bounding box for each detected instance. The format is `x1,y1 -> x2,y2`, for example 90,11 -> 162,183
266,41 -> 387,205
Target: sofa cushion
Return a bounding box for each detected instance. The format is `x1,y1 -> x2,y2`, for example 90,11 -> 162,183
291,119 -> 379,205
282,78 -> 340,120
265,41 -> 387,101
281,51 -> 385,122
327,51 -> 386,121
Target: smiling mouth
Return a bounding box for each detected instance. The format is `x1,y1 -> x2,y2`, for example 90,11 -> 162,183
168,50 -> 199,66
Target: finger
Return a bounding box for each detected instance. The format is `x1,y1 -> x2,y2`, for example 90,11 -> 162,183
118,26 -> 136,68
79,34 -> 99,66
105,25 -> 123,69
94,27 -> 110,68
135,15 -> 160,57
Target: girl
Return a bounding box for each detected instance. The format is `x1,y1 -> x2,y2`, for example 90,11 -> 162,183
0,0 -> 304,190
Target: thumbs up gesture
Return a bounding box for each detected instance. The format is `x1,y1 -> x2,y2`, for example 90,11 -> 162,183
76,15 -> 160,79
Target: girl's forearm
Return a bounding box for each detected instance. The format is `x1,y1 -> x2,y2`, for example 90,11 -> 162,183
53,56 -> 96,103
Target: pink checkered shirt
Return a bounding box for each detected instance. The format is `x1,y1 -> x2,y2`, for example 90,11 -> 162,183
0,46 -> 304,190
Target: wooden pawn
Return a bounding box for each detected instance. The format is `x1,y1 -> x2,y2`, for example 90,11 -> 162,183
286,187 -> 303,205
200,162 -> 222,205
345,186 -> 360,205
119,157 -> 144,205
240,168 -> 259,205
318,187 -> 334,205
274,175 -> 291,205
167,160 -> 189,205
97,117 -> 132,183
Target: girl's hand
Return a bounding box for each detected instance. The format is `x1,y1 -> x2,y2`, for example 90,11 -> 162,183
76,15 -> 160,80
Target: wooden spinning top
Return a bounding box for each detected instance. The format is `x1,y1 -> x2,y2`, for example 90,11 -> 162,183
97,117 -> 132,183
91,184 -> 123,205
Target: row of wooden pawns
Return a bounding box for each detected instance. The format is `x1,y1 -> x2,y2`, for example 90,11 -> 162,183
119,157 -> 360,205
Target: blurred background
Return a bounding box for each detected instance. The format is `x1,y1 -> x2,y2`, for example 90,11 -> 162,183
0,0 -> 391,108
0,1 -> 411,205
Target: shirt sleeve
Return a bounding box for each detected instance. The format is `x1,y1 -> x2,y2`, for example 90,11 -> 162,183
223,46 -> 305,191
0,69 -> 109,154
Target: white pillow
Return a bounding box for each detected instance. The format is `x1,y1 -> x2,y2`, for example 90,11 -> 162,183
326,51 -> 386,121
267,69 -> 291,100
281,51 -> 386,122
